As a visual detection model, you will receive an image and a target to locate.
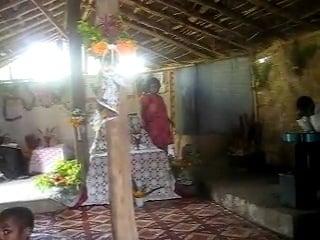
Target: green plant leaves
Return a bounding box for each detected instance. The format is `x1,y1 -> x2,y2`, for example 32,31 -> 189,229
252,61 -> 272,87
35,159 -> 82,191
289,41 -> 319,76
77,20 -> 106,45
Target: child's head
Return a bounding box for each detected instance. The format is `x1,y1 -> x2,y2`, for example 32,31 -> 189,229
0,207 -> 34,240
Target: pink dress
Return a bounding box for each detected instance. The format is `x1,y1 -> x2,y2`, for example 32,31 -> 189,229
140,93 -> 173,151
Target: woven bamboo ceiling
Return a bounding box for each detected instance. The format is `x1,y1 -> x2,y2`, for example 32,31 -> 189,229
0,0 -> 319,69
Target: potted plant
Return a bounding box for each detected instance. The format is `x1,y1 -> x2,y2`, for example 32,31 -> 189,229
35,159 -> 82,204
170,146 -> 202,197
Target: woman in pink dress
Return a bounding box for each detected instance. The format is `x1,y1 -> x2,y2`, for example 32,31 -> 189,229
140,77 -> 174,153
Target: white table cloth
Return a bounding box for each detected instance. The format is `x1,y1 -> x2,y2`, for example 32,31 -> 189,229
83,147 -> 180,205
29,144 -> 64,174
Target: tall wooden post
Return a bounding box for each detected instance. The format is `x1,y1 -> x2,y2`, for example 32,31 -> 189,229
67,0 -> 89,175
105,86 -> 138,240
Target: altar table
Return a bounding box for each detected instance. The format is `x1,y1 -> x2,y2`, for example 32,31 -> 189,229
83,147 -> 180,205
29,144 -> 65,174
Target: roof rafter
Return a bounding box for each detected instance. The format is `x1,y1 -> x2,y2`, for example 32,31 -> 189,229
123,20 -> 209,60
248,0 -> 318,29
1,23 -> 56,48
190,0 -> 263,31
0,3 -> 65,37
121,9 -> 218,59
0,0 -> 28,13
30,0 -> 68,39
0,11 -> 64,42
124,0 -> 248,51
138,45 -> 179,64
0,33 -> 59,68
152,0 -> 245,39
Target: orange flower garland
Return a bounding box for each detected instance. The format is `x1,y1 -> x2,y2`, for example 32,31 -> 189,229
116,39 -> 137,56
70,116 -> 85,128
91,41 -> 109,56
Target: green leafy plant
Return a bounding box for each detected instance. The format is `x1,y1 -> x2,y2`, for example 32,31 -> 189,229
252,61 -> 272,87
170,151 -> 202,180
289,41 -> 319,76
35,160 -> 82,191
77,20 -> 106,45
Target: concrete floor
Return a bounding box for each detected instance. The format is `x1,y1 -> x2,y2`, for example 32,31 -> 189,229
209,170 -> 320,239
0,176 -> 64,213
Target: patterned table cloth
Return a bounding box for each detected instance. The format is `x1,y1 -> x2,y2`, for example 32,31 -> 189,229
29,144 -> 65,174
83,147 -> 180,205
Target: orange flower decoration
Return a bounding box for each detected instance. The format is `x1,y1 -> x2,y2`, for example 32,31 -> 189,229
70,116 -> 85,128
91,41 -> 108,56
116,39 -> 137,56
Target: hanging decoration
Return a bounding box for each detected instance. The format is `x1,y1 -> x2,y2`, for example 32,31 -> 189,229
70,108 -> 86,141
78,17 -> 137,59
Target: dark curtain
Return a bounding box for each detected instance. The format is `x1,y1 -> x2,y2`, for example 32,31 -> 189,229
174,57 -> 253,135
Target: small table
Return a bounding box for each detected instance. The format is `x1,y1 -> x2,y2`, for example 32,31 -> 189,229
29,144 -> 65,174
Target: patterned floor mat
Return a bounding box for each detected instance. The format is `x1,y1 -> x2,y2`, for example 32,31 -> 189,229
34,199 -> 286,240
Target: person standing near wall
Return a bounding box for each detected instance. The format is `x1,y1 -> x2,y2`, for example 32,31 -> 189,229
140,77 -> 175,156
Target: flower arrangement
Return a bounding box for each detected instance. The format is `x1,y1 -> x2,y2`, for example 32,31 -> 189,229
70,108 -> 86,128
170,151 -> 201,181
77,18 -> 137,58
35,160 -> 82,190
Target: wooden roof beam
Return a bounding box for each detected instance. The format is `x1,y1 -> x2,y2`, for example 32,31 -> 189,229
0,3 -> 65,36
121,10 -> 218,59
190,0 -> 263,31
11,0 -> 65,21
0,0 -> 28,13
0,11 -> 64,42
0,33 -> 59,68
138,45 -> 179,64
248,0 -> 318,29
124,0 -> 248,51
151,0 -> 245,39
123,20 -> 210,60
0,24 -> 56,48
30,0 -> 68,39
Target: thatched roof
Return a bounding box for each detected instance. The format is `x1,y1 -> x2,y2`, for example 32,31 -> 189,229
0,0 -> 319,69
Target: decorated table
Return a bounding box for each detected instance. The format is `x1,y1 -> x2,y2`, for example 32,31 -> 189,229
82,113 -> 179,205
29,144 -> 65,174
83,147 -> 179,205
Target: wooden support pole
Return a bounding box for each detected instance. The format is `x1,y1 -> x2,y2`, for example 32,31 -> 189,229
67,0 -> 89,176
105,87 -> 138,240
